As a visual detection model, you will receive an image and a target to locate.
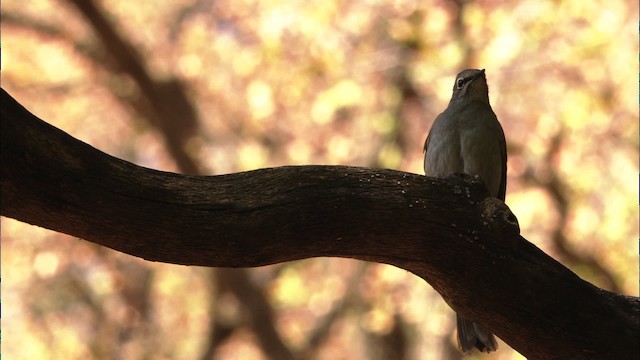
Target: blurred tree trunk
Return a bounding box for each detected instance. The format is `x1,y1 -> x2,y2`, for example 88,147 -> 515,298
1,89 -> 638,360
54,1 -> 300,357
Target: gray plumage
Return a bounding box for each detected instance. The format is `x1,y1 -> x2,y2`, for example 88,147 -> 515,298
423,69 -> 506,353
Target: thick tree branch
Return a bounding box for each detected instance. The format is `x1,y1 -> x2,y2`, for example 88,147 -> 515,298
1,89 -> 638,359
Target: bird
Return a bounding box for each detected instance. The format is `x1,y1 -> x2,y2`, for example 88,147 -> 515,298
423,69 -> 506,353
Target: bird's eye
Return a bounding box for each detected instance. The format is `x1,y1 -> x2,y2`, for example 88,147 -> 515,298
456,77 -> 465,89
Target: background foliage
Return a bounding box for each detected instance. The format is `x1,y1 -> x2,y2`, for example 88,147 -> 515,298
2,0 -> 637,359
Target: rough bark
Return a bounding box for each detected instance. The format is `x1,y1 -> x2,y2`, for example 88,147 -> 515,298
1,89 -> 638,359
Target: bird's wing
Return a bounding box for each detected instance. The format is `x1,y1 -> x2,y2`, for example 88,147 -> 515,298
423,112 -> 445,155
423,129 -> 431,154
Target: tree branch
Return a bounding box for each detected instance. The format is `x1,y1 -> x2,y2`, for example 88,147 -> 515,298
1,88 -> 637,359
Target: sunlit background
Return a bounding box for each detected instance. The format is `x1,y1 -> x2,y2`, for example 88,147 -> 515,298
2,0 -> 637,359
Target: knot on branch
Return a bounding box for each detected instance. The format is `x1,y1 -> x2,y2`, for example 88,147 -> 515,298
480,197 -> 520,247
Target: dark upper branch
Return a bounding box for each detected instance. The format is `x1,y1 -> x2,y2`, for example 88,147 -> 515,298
1,88 -> 638,359
66,0 -> 202,174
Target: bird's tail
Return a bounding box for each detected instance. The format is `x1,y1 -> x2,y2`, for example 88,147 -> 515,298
456,314 -> 498,353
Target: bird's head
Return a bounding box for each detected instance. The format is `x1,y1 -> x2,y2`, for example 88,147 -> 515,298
449,69 -> 490,104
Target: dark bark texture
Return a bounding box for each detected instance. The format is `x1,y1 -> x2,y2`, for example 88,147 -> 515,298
1,89 -> 638,359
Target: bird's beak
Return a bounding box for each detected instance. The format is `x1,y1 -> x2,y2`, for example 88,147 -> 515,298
473,69 -> 486,81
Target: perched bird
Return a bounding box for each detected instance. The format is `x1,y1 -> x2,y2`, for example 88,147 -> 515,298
423,69 -> 506,353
